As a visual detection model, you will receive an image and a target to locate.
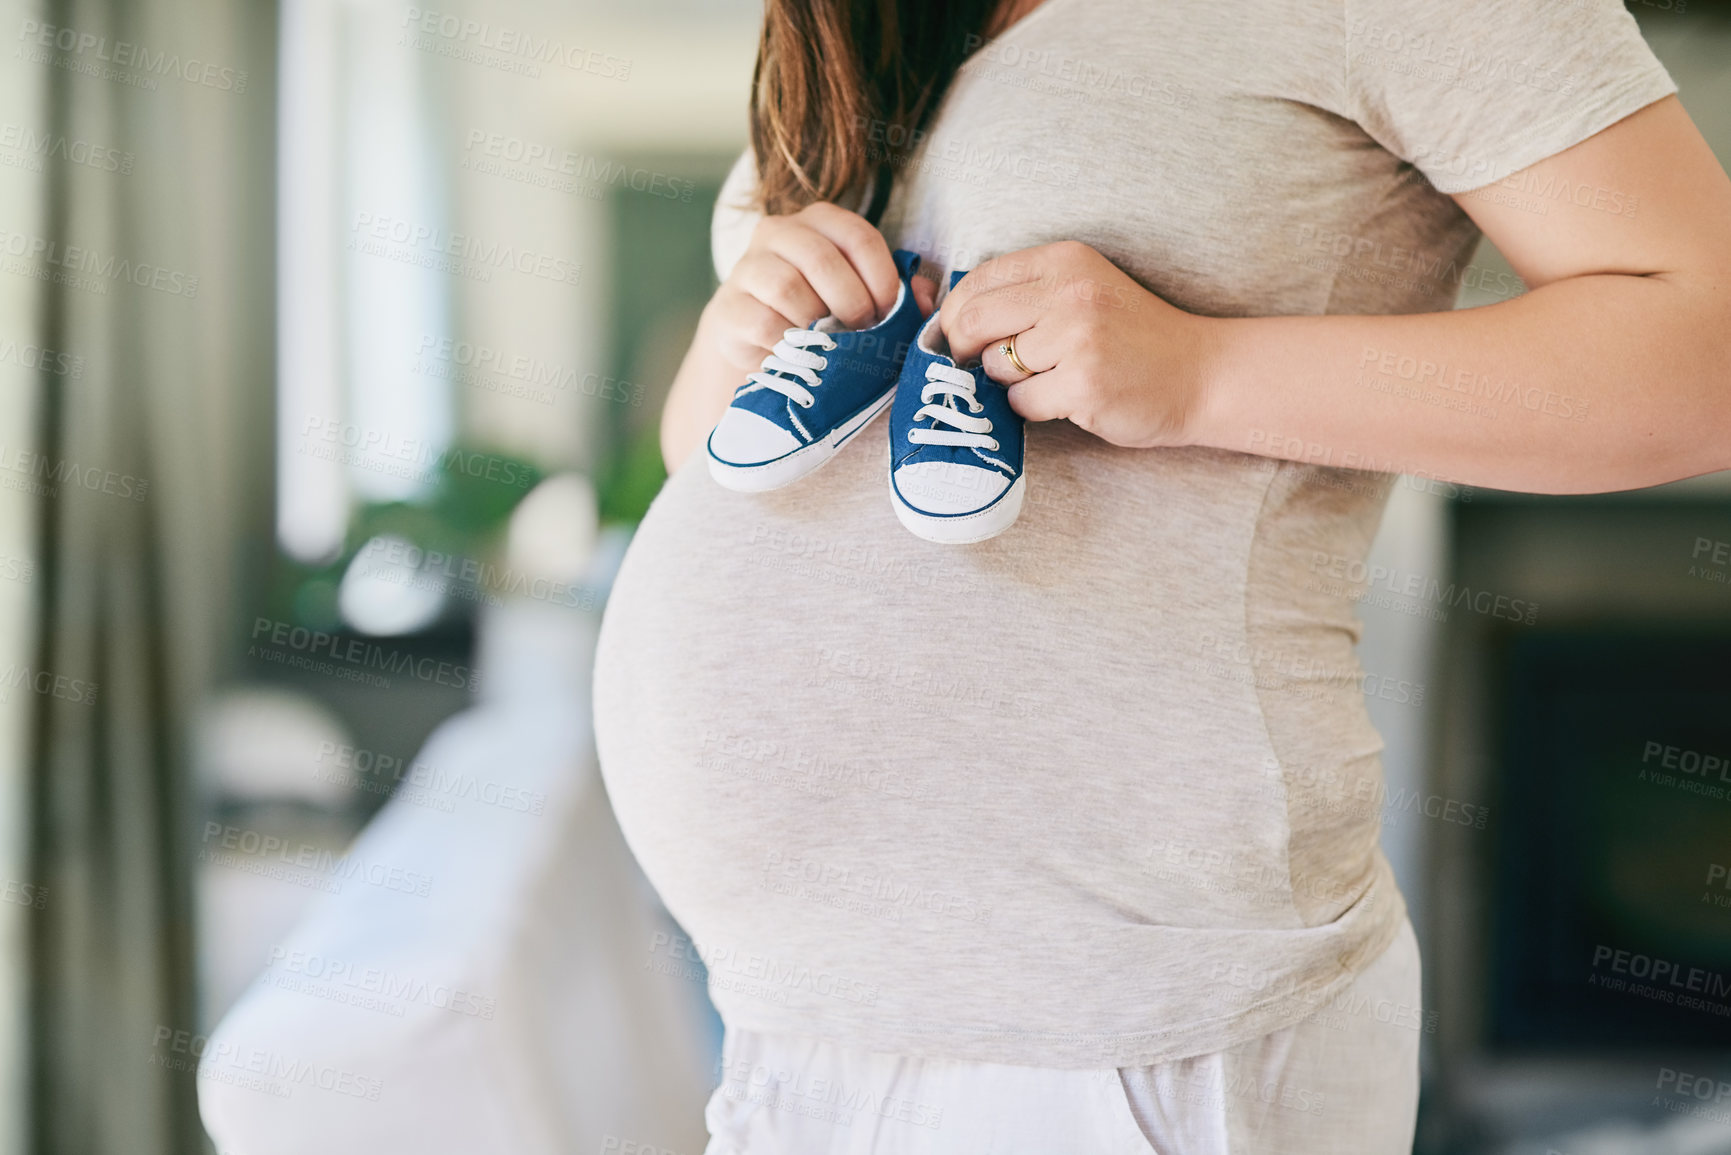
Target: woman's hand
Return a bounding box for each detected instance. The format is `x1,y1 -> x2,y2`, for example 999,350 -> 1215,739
705,202 -> 937,375
938,240 -> 1215,450
661,202 -> 936,470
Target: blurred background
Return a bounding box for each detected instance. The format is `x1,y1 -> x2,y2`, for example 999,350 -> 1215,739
0,0 -> 1729,1152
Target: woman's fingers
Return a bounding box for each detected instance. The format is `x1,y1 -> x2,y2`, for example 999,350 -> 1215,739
722,203 -> 903,362
708,289 -> 795,371
761,219 -> 882,330
979,319 -> 1058,384
1007,366 -> 1083,424
736,204 -> 904,332
943,240 -> 1121,362
940,279 -> 1048,364
731,249 -> 829,331
793,202 -> 903,319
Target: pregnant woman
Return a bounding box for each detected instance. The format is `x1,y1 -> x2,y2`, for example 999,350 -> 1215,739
595,0 -> 1731,1150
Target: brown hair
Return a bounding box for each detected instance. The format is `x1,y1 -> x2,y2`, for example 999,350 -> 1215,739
749,0 -> 1001,223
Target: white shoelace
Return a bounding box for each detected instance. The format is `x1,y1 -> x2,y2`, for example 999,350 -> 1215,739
738,327 -> 838,409
908,362 -> 1000,452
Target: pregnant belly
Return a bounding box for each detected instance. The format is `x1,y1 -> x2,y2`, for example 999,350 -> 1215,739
592,422 -> 1330,956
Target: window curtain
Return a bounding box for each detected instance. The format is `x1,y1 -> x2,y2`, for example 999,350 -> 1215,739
24,0 -> 275,1150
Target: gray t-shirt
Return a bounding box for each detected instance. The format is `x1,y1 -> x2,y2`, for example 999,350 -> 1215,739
595,0 -> 1674,1067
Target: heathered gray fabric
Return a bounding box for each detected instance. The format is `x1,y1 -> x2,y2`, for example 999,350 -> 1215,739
594,0 -> 1674,1068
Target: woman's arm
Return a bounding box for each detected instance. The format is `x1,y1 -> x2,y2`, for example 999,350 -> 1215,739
661,311 -> 759,473
942,96 -> 1731,494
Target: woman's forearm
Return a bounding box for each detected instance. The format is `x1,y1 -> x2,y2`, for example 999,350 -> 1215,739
1190,270 -> 1731,494
660,307 -> 742,474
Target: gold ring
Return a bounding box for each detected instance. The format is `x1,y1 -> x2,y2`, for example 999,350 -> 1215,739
1001,333 -> 1033,376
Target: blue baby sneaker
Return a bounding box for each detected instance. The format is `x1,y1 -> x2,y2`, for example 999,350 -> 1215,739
707,249 -> 925,492
887,270 -> 1026,544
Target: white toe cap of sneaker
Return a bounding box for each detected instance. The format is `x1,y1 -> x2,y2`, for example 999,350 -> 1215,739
710,407 -> 802,465
892,460 -> 1011,514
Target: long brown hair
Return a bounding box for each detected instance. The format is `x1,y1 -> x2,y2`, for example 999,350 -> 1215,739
749,0 -> 1000,223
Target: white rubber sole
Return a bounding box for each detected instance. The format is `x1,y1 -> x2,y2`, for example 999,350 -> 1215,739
891,474 -> 1026,544
707,389 -> 894,493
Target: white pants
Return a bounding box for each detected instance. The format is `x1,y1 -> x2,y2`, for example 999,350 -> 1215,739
702,919 -> 1421,1155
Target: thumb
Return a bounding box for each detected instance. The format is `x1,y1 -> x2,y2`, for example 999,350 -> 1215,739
912,273 -> 938,317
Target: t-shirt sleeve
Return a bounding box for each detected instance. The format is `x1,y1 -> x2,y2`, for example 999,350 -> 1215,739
712,146 -> 763,283
1342,0 -> 1677,193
